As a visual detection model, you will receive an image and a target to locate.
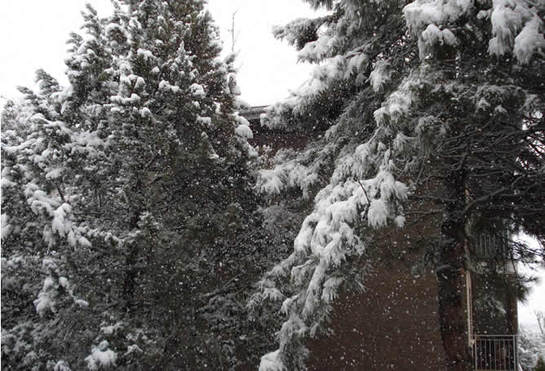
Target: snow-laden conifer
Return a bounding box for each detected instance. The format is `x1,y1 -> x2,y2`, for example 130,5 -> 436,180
254,0 -> 545,369
2,1 -> 271,369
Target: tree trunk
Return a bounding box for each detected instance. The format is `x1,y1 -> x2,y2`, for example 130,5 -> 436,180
437,168 -> 472,370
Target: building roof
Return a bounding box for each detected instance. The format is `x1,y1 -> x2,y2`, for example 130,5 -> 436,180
239,105 -> 268,123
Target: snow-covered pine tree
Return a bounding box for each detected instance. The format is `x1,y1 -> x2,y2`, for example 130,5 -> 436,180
2,1 -> 276,369
1,66 -> 105,370
101,2 -> 267,368
254,0 -> 545,369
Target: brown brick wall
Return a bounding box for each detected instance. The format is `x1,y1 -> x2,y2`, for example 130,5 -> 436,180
306,261 -> 447,370
304,182 -> 449,370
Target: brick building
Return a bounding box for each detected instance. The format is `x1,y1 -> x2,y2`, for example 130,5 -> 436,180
241,106 -> 520,370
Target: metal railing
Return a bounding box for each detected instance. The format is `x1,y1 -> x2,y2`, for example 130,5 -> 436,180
472,334 -> 518,370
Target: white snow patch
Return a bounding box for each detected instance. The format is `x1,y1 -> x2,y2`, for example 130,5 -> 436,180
197,116 -> 212,126
52,203 -> 73,238
404,0 -> 473,32
85,341 -> 117,370
136,48 -> 154,61
140,107 -> 152,118
190,83 -> 206,98
45,168 -> 63,180
489,0 -> 526,57
101,322 -> 123,336
158,80 -> 180,94
59,277 -> 69,289
367,199 -> 389,228
75,299 -> 89,308
513,16 -> 545,64
235,124 -> 253,139
34,276 -> 57,317
259,350 -> 285,371
369,60 -> 391,92
258,169 -> 284,195
53,360 -> 71,371
124,344 -> 143,356
394,215 -> 406,228
1,213 -> 12,239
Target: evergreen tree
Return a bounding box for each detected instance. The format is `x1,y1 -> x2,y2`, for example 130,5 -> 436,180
253,0 -> 545,370
2,1 -> 276,369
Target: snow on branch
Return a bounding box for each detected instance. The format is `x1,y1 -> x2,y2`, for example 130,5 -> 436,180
255,69 -> 434,369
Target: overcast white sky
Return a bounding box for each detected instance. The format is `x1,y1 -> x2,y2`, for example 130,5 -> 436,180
516,236 -> 545,331
0,0 -> 543,332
